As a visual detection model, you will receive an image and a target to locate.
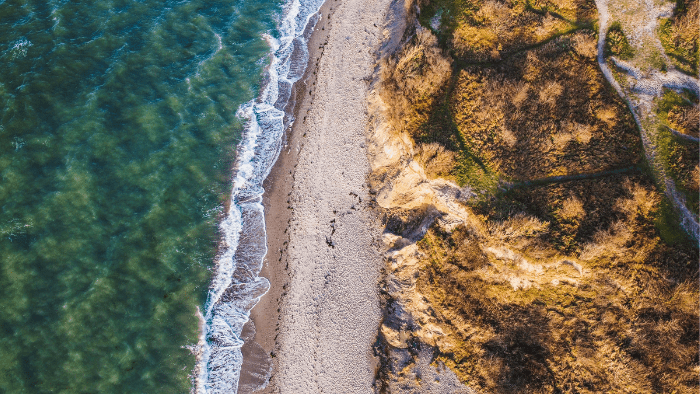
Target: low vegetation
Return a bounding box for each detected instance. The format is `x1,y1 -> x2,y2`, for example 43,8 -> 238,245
598,0 -> 699,233
377,0 -> 699,391
604,22 -> 634,61
451,34 -> 642,181
658,0 -> 699,75
418,0 -> 597,62
418,177 -> 699,392
657,88 -> 700,139
376,172 -> 700,394
380,29 -> 452,137
656,126 -> 700,215
655,89 -> 700,215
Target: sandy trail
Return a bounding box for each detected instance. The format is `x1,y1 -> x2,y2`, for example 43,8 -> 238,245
259,0 -> 393,391
594,0 -> 700,240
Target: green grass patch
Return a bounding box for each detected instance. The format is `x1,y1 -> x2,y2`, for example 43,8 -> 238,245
657,11 -> 699,75
452,150 -> 501,192
654,123 -> 699,216
410,67 -> 502,193
654,197 -> 693,245
418,0 -> 480,45
649,48 -> 669,72
656,88 -> 691,120
604,22 -> 635,60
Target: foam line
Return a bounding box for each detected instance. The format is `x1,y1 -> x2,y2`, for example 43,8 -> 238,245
194,0 -> 325,392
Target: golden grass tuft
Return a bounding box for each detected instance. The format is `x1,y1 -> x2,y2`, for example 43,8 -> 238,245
579,220 -> 636,261
551,132 -> 573,150
615,180 -> 661,221
499,127 -> 518,147
488,212 -> 550,242
559,195 -> 585,221
572,31 -> 598,58
668,104 -> 700,138
415,142 -> 457,178
595,105 -> 618,127
658,0 -> 699,74
538,81 -> 564,107
380,28 -> 452,137
512,81 -> 530,108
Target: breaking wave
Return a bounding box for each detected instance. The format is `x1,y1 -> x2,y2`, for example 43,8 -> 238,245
195,0 -> 325,392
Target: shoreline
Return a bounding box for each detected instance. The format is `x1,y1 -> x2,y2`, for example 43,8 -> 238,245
197,0 -> 333,390
244,1 -> 331,357
241,0 -> 369,391
251,0 -> 337,360
242,0 -> 395,391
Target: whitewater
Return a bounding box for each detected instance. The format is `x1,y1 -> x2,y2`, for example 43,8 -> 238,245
194,0 -> 325,392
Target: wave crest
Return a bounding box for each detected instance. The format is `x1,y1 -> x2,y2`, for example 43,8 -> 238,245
193,0 -> 325,392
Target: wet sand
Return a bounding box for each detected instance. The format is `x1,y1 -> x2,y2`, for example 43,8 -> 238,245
241,0 -> 396,391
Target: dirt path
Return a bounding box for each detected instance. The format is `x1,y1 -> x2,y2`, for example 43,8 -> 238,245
594,0 -> 699,240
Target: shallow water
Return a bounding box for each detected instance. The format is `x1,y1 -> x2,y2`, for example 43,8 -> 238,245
197,0 -> 324,391
0,0 -> 281,391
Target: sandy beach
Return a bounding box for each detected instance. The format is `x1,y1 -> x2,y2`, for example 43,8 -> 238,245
241,0 -> 396,391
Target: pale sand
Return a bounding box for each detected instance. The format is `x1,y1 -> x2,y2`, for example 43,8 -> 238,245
593,0 -> 699,241
243,0 -> 396,392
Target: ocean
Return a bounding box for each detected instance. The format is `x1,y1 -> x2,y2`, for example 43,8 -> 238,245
0,0 -> 320,392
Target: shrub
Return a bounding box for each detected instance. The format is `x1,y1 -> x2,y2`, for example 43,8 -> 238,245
415,142 -> 457,178
658,0 -> 699,75
559,195 -> 585,221
380,28 -> 452,136
604,22 -> 635,60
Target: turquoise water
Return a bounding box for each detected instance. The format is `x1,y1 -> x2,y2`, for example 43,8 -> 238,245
0,0 -> 281,392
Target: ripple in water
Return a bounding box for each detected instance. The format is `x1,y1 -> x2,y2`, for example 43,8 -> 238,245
0,0 -> 280,392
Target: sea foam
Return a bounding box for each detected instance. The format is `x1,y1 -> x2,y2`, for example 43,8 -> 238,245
195,0 -> 324,392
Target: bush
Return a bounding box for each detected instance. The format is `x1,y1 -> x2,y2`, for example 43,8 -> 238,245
604,22 -> 635,60
658,0 -> 699,75
380,28 -> 452,136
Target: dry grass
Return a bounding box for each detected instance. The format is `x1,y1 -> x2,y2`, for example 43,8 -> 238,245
512,81 -> 530,108
412,174 -> 699,393
561,120 -> 593,143
559,195 -> 585,221
538,81 -> 564,107
595,105 -> 618,127
479,174 -> 661,252
451,33 -> 642,180
499,127 -> 517,147
668,104 -> 700,138
488,212 -> 550,242
579,220 -> 641,262
380,28 -> 452,137
571,31 -> 597,58
448,0 -> 595,62
414,142 -> 458,178
377,0 -> 699,391
658,0 -> 699,75
614,179 -> 661,221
